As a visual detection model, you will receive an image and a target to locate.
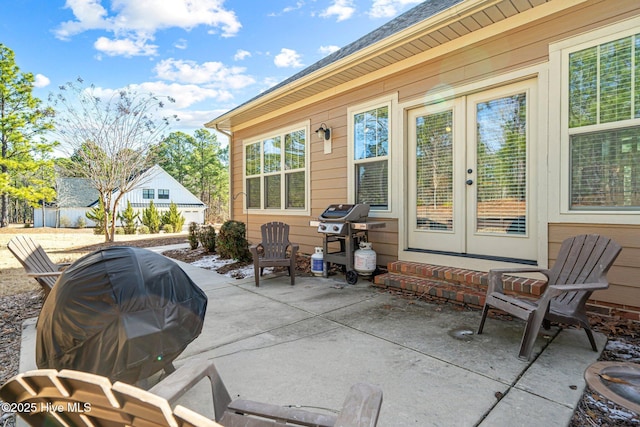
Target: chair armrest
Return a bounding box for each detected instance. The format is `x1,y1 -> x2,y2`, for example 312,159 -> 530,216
226,399 -> 337,427
27,271 -> 63,278
545,282 -> 609,297
334,383 -> 383,427
487,267 -> 550,295
149,359 -> 232,422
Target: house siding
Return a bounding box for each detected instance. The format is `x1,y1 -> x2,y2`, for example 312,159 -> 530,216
227,0 -> 640,313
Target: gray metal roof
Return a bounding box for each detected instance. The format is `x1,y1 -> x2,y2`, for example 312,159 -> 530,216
56,178 -> 99,207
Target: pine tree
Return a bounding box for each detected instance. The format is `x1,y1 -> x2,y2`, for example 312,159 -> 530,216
141,200 -> 161,234
0,44 -> 57,226
161,201 -> 185,233
118,200 -> 139,234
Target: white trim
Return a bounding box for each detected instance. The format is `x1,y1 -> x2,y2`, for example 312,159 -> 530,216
347,93 -> 399,218
549,16 -> 640,225
398,64 -> 549,269
242,120 -> 311,216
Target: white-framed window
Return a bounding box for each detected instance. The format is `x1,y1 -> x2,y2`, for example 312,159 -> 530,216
243,122 -> 309,214
552,19 -> 640,220
347,94 -> 397,214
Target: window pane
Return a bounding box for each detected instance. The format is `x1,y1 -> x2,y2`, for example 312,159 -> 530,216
286,171 -> 305,208
354,106 -> 388,160
600,37 -> 632,124
476,93 -> 527,235
246,177 -> 260,208
415,110 -> 453,231
356,160 -> 388,208
245,142 -> 261,175
285,130 -> 305,170
263,137 -> 281,173
570,127 -> 640,209
265,175 -> 281,208
569,46 -> 598,128
143,189 -> 154,199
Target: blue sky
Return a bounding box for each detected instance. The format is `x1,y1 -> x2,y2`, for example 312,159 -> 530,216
2,0 -> 423,141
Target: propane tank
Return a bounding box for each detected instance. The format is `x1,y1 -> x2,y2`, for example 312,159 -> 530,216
354,242 -> 376,277
311,247 -> 325,276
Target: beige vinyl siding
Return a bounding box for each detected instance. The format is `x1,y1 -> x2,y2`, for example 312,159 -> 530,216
549,223 -> 640,310
228,0 -> 639,277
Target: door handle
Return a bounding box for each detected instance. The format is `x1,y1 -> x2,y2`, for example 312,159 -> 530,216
466,179 -> 473,185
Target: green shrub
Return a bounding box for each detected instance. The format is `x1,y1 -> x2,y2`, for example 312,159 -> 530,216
23,223 -> 32,228
138,225 -> 150,234
115,227 -> 125,235
87,199 -> 108,235
141,200 -> 161,234
75,217 -> 86,229
118,201 -> 139,234
199,225 -> 216,253
188,222 -> 199,249
161,202 -> 185,233
163,224 -> 174,233
216,220 -> 250,261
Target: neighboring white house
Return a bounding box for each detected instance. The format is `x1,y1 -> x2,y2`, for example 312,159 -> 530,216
34,165 -> 207,229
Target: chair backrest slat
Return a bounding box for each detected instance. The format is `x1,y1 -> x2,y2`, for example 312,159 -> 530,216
261,222 -> 290,260
7,236 -> 60,289
548,234 -> 621,310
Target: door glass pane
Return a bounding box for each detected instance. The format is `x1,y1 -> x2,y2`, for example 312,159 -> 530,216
415,110 -> 453,231
476,93 -> 527,235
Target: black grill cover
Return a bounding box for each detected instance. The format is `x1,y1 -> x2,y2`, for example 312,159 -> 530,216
36,246 -> 207,384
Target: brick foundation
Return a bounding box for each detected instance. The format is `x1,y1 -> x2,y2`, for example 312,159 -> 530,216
373,261 -> 640,321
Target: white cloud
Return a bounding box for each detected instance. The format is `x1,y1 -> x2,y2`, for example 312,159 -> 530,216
274,48 -> 303,68
319,45 -> 340,56
234,49 -> 251,61
320,0 -> 355,22
154,58 -> 255,89
33,74 -> 51,88
54,0 -> 242,57
367,0 -> 422,19
174,38 -> 188,49
94,35 -> 158,57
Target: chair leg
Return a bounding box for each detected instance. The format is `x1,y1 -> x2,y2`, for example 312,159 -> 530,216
585,328 -> 598,352
253,262 -> 260,287
477,305 -> 490,334
519,311 -> 545,361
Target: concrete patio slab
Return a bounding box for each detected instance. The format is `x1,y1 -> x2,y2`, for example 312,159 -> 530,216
16,253 -> 606,427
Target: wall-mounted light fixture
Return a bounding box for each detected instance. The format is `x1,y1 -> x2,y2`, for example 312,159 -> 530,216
315,123 -> 331,141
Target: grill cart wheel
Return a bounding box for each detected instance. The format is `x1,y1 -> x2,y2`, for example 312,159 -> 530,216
346,270 -> 359,285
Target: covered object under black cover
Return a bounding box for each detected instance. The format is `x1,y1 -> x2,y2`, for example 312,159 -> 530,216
36,246 -> 207,384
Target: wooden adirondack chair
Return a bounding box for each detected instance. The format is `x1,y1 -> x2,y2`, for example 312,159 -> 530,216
0,359 -> 383,427
477,234 -> 622,361
250,222 -> 299,287
7,235 -> 71,297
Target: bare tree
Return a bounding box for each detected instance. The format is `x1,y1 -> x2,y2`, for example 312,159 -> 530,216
49,78 -> 176,242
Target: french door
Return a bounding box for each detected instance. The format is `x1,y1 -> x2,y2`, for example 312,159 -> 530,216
408,80 -> 537,261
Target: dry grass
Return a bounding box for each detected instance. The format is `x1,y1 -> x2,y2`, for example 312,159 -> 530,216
0,225 -> 186,297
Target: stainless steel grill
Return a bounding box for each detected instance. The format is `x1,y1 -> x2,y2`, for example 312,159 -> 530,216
311,204 -> 385,284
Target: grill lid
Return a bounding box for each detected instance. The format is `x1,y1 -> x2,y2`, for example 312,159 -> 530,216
318,203 -> 370,222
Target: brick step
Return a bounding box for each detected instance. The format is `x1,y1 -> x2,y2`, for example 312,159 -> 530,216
373,261 -> 547,309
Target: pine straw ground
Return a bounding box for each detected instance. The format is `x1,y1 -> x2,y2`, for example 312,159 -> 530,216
0,232 -> 639,426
